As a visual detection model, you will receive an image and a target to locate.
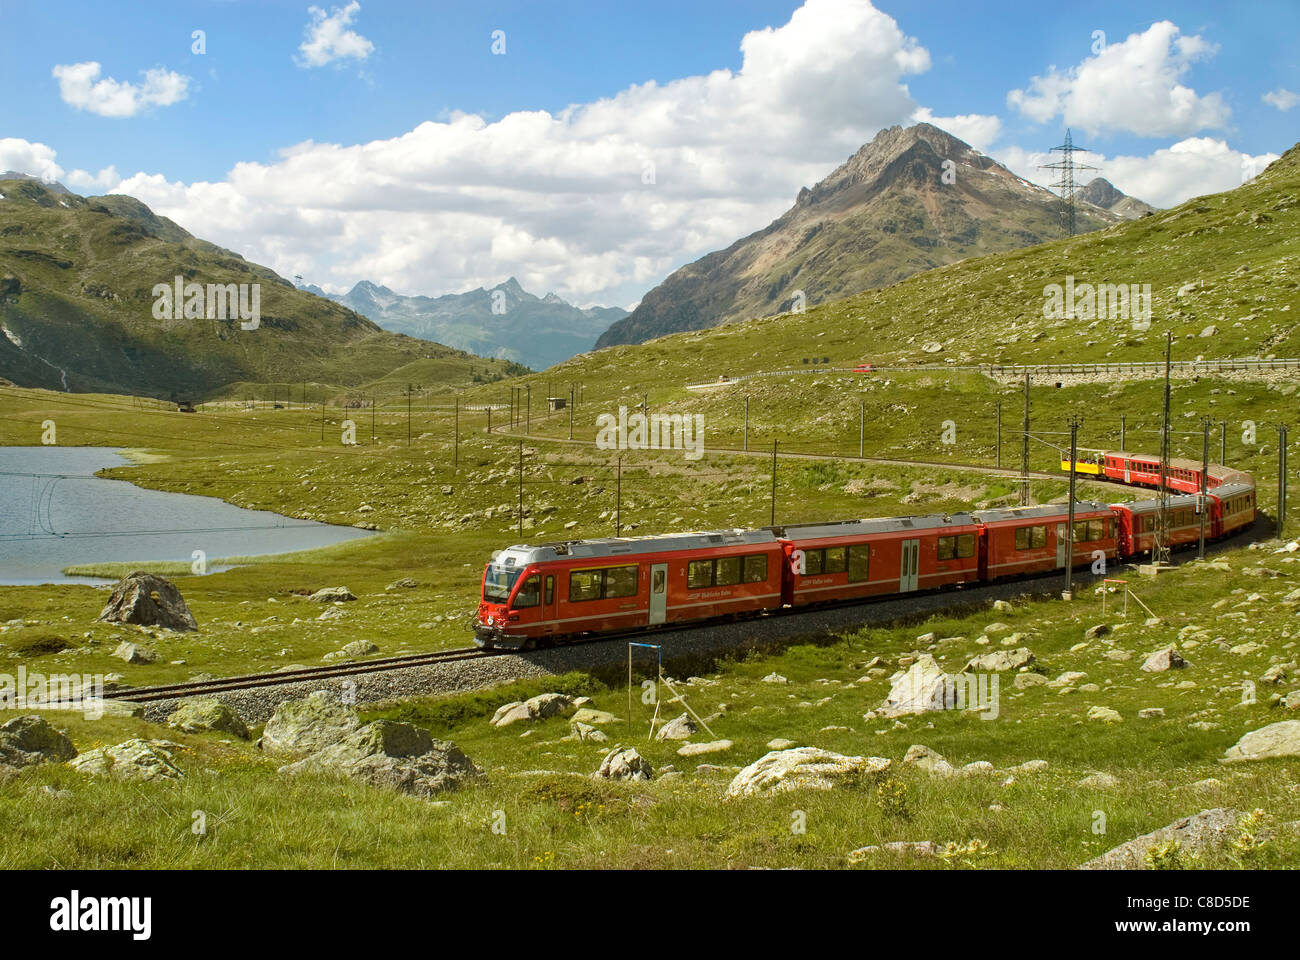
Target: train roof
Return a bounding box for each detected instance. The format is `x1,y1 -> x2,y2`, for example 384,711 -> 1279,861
494,527 -> 780,564
771,513 -> 977,539
1116,493 -> 1201,514
1211,481 -> 1256,499
971,502 -> 1110,524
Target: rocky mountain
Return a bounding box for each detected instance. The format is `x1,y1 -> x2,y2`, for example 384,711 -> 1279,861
0,178 -> 481,399
317,278 -> 627,371
1077,177 -> 1158,220
595,122 -> 1121,349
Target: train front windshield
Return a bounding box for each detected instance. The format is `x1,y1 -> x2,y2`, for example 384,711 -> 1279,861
483,564 -> 523,603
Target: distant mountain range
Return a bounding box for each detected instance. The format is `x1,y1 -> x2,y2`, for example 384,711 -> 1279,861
594,122 -> 1155,349
310,278 -> 628,371
0,177 -> 484,399
1076,176 -> 1158,220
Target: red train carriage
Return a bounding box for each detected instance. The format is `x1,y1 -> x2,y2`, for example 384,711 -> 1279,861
1109,494 -> 1206,556
1210,482 -> 1256,538
474,529 -> 783,649
775,513 -> 981,607
974,503 -> 1117,579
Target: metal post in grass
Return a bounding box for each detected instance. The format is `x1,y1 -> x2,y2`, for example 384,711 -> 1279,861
996,398 -> 1002,468
407,387 -> 412,446
518,441 -> 524,537
1220,420 -> 1227,465
1120,415 -> 1126,451
616,455 -> 622,536
569,385 -> 574,440
770,439 -> 779,526
744,396 -> 749,452
1278,424 -> 1288,533
487,406 -> 492,435
859,401 -> 864,458
1020,371 -> 1031,505
627,642 -> 662,736
526,384 -> 531,436
1199,417 -> 1209,559
1064,416 -> 1080,600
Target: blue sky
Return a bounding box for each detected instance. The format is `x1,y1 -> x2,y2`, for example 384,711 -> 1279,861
2,0 -> 1297,308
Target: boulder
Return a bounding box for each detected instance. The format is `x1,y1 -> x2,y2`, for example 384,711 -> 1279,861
1080,808 -> 1244,869
564,721 -> 609,743
655,713 -> 698,741
879,655 -> 955,716
902,744 -> 955,777
597,746 -> 653,781
677,740 -> 733,757
68,739 -> 183,781
1014,672 -> 1050,689
1087,705 -> 1123,723
570,707 -> 620,726
725,747 -> 889,797
761,673 -> 789,684
489,693 -> 577,727
322,639 -> 378,661
1223,720 -> 1300,761
166,698 -> 250,739
1141,647 -> 1187,672
111,641 -> 158,664
964,648 -> 1034,672
766,738 -> 796,750
386,578 -> 418,590
0,715 -> 77,768
1138,707 -> 1166,719
278,720 -> 482,798
261,690 -> 361,754
97,572 -> 197,632
308,587 -> 356,603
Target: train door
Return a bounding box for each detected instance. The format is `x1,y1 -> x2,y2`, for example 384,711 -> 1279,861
542,574 -> 556,634
1056,524 -> 1067,568
649,563 -> 668,625
900,539 -> 920,592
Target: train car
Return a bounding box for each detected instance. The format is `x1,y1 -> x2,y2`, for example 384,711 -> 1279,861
474,529 -> 784,649
1059,455 -> 1103,475
1210,482 -> 1256,538
974,502 -> 1117,579
1096,452 -> 1208,494
1110,493 -> 1207,556
774,513 -> 981,607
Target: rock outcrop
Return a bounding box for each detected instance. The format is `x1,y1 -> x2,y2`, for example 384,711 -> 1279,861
97,572 -> 197,631
261,690 -> 362,754
726,748 -> 889,797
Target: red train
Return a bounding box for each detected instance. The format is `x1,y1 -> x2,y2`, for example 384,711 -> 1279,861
474,457 -> 1256,650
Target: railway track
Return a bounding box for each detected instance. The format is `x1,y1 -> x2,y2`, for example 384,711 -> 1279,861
104,646 -> 507,704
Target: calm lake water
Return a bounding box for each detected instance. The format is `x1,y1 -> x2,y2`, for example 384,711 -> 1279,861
0,447 -> 374,585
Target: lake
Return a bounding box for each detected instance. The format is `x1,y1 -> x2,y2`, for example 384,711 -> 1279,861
0,447 -> 375,585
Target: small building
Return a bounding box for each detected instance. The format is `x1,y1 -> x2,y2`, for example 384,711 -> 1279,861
176,400 -> 196,413
547,396 -> 567,411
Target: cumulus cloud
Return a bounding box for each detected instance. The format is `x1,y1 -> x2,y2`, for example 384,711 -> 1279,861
1263,88 -> 1300,112
297,2 -> 374,68
0,138 -> 65,182
993,137 -> 1279,209
64,165 -> 123,193
1007,21 -> 1229,137
52,61 -> 190,118
106,0 -> 930,306
910,107 -> 1001,151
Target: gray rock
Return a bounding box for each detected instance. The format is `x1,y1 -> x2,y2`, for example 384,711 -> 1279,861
1084,624 -> 1112,641
677,739 -> 733,757
766,738 -> 796,750
1141,647 -> 1188,672
902,743 -> 955,776
279,720 -> 482,798
879,655 -> 955,716
851,840 -> 937,859
1080,808 -> 1244,869
261,690 -> 361,754
97,572 -> 197,631
111,641 -> 158,664
0,715 -> 77,768
1078,772 -> 1120,788
1138,707 -> 1166,719
323,639 -> 378,660
1014,672 -> 1050,689
761,673 -> 788,684
68,739 -> 183,781
166,698 -> 250,739
1223,720 -> 1300,761
570,707 -> 620,725
597,746 -> 653,781
490,693 -> 577,727
1087,705 -> 1123,723
564,721 -> 609,743
308,586 -> 356,602
726,747 -> 889,797
655,713 -> 698,741
964,648 -> 1034,672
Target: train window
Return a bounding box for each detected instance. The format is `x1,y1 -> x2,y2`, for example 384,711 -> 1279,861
544,576 -> 554,605
1072,521 -> 1089,542
804,549 -> 824,575
1015,527 -> 1029,550
743,554 -> 768,583
715,556 -> 742,587
824,547 -> 847,574
687,560 -> 713,589
937,536 -> 955,561
513,575 -> 540,608
848,545 -> 870,582
569,569 -> 602,602
1088,519 -> 1105,541
956,533 -> 974,558
605,565 -> 639,598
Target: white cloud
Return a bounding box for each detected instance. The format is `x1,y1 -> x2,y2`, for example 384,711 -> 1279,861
104,0 -> 930,307
297,2 -> 374,68
52,61 -> 190,118
910,107 -> 1002,151
1263,88 -> 1300,112
0,138 -> 65,182
65,165 -> 122,193
1007,21 -> 1229,137
993,137 -> 1279,209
